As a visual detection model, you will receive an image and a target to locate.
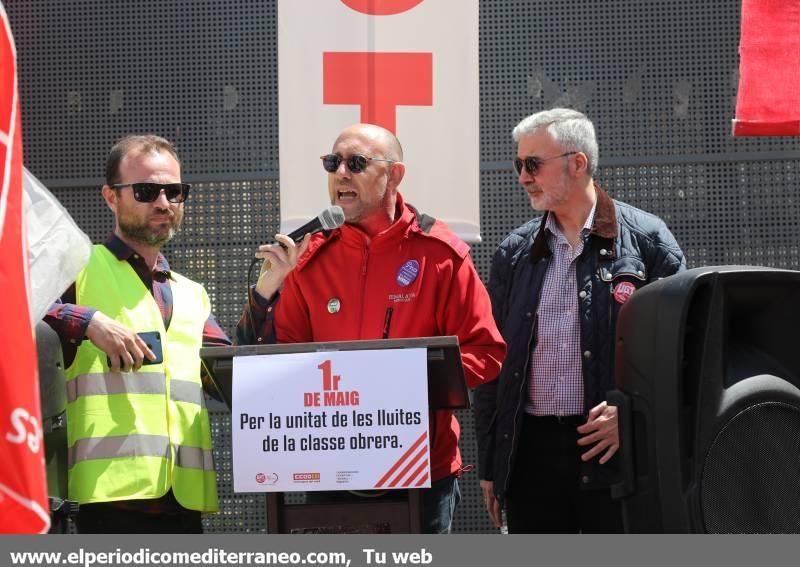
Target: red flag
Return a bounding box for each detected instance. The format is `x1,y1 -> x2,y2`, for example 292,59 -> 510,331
733,0 -> 800,136
0,3 -> 50,534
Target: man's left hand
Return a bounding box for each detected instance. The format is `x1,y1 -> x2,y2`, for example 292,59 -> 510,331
576,401 -> 618,464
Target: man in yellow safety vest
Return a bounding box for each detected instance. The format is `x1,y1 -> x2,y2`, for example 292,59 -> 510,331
44,135 -> 230,533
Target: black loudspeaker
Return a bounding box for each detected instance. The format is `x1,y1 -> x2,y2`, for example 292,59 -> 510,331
609,266 -> 800,533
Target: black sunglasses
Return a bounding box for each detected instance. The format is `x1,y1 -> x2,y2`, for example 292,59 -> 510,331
110,182 -> 191,203
320,154 -> 396,174
513,152 -> 577,176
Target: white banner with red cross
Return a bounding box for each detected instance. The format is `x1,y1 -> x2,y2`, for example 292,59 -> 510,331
278,0 -> 481,242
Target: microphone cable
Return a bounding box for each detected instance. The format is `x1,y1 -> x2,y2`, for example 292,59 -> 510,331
245,256 -> 262,343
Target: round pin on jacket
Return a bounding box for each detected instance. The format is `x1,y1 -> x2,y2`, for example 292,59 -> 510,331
396,259 -> 420,287
613,281 -> 637,305
327,298 -> 341,314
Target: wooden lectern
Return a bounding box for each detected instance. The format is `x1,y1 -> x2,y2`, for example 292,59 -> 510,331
200,336 -> 468,534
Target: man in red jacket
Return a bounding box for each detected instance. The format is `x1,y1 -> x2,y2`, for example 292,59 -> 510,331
237,123 -> 505,533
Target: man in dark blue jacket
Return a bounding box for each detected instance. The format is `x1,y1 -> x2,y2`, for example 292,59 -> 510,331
474,108 -> 685,533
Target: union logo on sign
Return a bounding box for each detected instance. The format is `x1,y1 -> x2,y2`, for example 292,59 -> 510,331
293,472 -> 321,482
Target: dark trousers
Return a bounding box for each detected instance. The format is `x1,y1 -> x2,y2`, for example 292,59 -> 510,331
505,414 -> 623,534
75,502 -> 202,534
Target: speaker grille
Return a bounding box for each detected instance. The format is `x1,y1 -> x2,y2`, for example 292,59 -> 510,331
701,402 -> 800,533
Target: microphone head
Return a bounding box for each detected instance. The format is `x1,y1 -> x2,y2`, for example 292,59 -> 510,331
319,205 -> 346,230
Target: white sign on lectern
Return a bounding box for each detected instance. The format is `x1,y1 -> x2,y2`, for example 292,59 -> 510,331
232,348 -> 430,493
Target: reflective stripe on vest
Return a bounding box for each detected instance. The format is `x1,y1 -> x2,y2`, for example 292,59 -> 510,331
69,434 -> 170,467
66,372 -> 166,403
176,445 -> 215,471
170,379 -> 206,406
66,373 -> 204,407
68,434 -> 214,472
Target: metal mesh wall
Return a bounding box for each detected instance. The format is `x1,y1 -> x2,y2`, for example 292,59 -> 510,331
9,0 -> 279,184
475,0 -> 799,279
8,0 -> 800,534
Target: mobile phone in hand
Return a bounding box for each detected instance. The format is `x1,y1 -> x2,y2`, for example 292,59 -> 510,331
107,330 -> 163,367
137,331 -> 163,365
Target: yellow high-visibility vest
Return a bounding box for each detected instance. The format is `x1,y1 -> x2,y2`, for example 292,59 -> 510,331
66,245 -> 218,512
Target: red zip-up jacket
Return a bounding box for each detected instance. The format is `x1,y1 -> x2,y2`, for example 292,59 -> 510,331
274,194 -> 506,481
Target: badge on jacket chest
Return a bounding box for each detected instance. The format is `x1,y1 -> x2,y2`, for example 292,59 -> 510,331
613,281 -> 637,304
327,298 -> 341,314
396,260 -> 420,287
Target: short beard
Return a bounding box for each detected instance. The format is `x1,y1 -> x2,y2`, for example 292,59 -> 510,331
119,220 -> 177,247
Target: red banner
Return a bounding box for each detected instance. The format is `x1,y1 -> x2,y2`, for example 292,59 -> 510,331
733,0 -> 800,136
0,3 -> 50,534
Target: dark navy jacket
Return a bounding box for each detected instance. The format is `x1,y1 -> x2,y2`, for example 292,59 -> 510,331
474,185 -> 686,500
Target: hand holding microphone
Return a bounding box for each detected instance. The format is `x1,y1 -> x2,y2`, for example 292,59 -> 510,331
284,205 -> 345,243
253,206 -> 345,301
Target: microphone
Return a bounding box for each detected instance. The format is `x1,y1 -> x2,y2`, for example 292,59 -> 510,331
286,206 -> 346,242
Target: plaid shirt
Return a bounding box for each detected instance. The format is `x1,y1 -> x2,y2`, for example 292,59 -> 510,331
45,233 -> 230,514
527,202 -> 596,417
235,287 -> 277,345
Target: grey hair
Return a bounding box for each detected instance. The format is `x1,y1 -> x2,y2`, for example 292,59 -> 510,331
512,108 -> 599,176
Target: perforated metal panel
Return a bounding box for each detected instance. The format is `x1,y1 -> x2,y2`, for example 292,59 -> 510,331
10,0 -> 278,185
473,0 -> 800,279
206,409 -> 267,533
453,409 -> 498,533
8,0 -> 800,534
